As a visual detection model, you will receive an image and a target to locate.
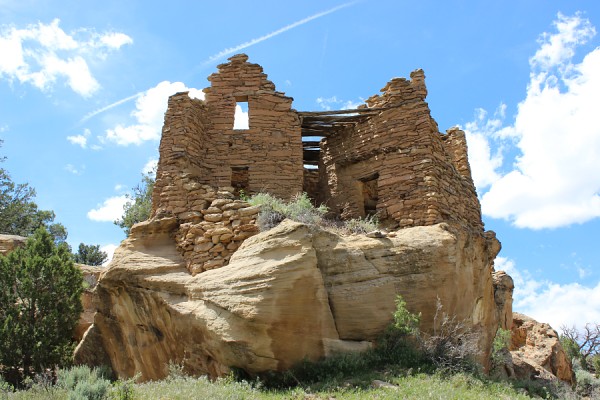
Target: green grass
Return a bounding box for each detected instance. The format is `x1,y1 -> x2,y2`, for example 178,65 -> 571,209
2,372 -> 534,400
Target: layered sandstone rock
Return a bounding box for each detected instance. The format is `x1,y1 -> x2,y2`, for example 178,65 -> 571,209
492,270 -> 514,330
75,218 -> 500,381
508,313 -> 574,385
74,264 -> 104,342
0,234 -> 26,255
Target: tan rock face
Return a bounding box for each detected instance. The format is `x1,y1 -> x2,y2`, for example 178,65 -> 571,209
74,264 -> 104,342
492,270 -> 514,330
75,219 -> 500,381
0,234 -> 26,256
508,313 -> 574,385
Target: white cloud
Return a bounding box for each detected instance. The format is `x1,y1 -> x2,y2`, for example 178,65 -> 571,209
0,125 -> 7,132
465,13 -> 600,229
65,163 -> 84,175
87,195 -> 128,222
100,243 -> 118,266
316,96 -> 363,111
103,81 -> 204,146
463,105 -> 508,189
497,257 -> 600,331
99,32 -> 133,49
531,12 -> 595,70
0,19 -> 132,97
233,103 -> 249,129
67,128 -> 91,148
142,158 -> 158,175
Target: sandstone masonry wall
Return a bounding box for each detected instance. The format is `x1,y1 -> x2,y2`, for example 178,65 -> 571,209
152,55 -> 484,275
202,54 -> 303,199
319,70 -> 483,231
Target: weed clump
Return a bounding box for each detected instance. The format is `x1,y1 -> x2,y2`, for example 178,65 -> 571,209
247,192 -> 380,234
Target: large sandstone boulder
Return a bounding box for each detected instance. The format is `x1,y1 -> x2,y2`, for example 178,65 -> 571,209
75,218 -> 500,381
508,313 -> 574,385
0,234 -> 26,256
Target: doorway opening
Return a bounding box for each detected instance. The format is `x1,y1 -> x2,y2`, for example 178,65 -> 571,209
360,173 -> 379,217
231,166 -> 249,196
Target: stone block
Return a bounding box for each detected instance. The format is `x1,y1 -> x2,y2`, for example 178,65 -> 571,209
204,213 -> 223,222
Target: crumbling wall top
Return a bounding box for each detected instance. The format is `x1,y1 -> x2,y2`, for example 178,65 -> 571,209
365,68 -> 428,108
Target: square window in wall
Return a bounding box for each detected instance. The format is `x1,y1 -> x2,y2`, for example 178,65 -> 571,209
233,96 -> 249,130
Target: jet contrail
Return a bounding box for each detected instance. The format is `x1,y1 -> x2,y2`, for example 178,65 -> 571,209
80,91 -> 144,123
81,2 -> 357,123
201,1 -> 358,66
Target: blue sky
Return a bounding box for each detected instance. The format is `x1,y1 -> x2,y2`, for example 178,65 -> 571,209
1,0 -> 599,331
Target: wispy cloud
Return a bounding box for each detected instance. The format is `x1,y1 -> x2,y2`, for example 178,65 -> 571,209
81,92 -> 144,123
0,19 -> 132,97
201,1 -> 358,66
101,81 -> 204,146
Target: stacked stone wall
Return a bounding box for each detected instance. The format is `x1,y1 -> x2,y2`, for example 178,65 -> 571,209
173,188 -> 259,275
320,70 -> 483,231
202,54 -> 303,199
152,93 -> 212,217
303,168 -> 320,203
150,55 -> 485,279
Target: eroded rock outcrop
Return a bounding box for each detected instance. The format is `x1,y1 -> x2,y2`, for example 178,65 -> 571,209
75,264 -> 104,342
509,313 -> 575,385
493,270 -> 514,330
0,234 -> 26,256
75,219 -> 500,380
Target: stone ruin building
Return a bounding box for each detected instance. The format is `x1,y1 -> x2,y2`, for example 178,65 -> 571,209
152,53 -> 483,273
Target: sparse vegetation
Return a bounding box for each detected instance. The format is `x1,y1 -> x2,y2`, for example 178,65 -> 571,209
246,192 -> 380,234
560,323 -> 600,397
490,328 -> 512,372
420,299 -> 480,374
2,296 -> 574,399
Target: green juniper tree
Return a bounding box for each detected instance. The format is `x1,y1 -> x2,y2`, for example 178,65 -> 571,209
0,228 -> 84,387
115,171 -> 155,236
73,243 -> 108,266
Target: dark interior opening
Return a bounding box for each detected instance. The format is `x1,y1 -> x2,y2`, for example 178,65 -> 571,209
231,166 -> 249,196
360,173 -> 379,217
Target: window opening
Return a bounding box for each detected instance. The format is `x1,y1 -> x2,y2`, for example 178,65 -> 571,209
360,173 -> 379,217
233,96 -> 249,130
231,166 -> 249,196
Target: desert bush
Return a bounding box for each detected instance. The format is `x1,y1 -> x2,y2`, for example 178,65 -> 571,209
490,328 -> 512,370
340,214 -> 379,234
420,298 -> 480,374
572,358 -> 600,397
247,192 -> 381,235
57,365 -> 111,400
0,375 -> 13,394
392,295 -> 421,336
248,192 -> 328,230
